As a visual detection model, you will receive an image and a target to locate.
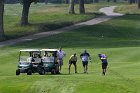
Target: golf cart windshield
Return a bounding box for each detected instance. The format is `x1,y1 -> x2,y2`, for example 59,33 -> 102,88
19,49 -> 41,63
41,49 -> 57,63
20,56 -> 31,63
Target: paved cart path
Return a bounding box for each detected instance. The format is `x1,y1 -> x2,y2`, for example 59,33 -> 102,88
0,6 -> 123,48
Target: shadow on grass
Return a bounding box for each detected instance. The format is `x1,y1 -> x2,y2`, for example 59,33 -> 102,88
12,17 -> 140,49
2,14 -> 140,49
36,22 -> 74,32
115,14 -> 140,21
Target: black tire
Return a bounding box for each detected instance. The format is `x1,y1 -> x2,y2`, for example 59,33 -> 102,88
27,69 -> 32,75
51,69 -> 56,74
16,69 -> 20,75
39,69 -> 45,75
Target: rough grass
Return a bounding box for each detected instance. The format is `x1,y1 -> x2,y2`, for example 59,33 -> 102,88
115,4 -> 140,14
3,3 -> 109,41
3,2 -> 130,41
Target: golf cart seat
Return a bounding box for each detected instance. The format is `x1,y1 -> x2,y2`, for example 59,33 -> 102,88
43,57 -> 54,62
33,58 -> 41,63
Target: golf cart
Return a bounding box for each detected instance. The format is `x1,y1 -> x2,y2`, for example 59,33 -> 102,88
38,49 -> 60,75
16,49 -> 41,75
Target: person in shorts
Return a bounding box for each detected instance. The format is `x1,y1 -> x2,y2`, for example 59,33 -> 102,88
98,54 -> 108,75
80,49 -> 91,73
68,53 -> 77,74
57,47 -> 66,72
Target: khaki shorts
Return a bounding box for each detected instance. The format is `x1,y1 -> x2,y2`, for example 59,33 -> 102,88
58,59 -> 63,66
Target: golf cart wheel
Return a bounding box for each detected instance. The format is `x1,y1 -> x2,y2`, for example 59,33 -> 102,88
51,69 -> 56,74
39,69 -> 45,75
16,69 -> 20,75
27,69 -> 32,75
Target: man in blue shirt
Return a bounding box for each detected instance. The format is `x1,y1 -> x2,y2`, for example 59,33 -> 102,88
80,49 -> 91,73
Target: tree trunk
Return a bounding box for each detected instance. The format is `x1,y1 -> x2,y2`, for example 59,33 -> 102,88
79,0 -> 85,14
20,0 -> 31,26
69,0 -> 75,14
138,0 -> 140,9
0,0 -> 5,37
65,0 -> 69,4
94,0 -> 99,3
107,0 -> 110,2
128,0 -> 136,4
45,0 -> 48,4
113,0 -> 117,2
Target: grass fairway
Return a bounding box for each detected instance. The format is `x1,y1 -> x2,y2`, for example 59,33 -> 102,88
0,4 -> 140,93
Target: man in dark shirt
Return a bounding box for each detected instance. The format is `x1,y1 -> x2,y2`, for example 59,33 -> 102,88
98,54 -> 108,75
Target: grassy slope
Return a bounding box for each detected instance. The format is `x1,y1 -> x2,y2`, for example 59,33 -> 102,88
3,3 -> 111,41
0,3 -> 140,93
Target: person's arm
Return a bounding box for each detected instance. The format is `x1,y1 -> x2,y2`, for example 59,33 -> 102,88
63,51 -> 66,57
69,55 -> 72,62
88,53 -> 91,60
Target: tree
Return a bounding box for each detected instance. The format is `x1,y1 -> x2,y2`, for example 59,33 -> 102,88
44,0 -> 48,4
65,0 -> 69,4
138,0 -> 140,9
128,0 -> 136,4
20,0 -> 38,26
0,0 -> 5,37
94,0 -> 99,3
69,0 -> 75,14
113,0 -> 117,2
79,0 -> 85,14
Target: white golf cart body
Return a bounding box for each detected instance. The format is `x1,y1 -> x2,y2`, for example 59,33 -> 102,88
16,49 -> 41,75
39,49 -> 59,74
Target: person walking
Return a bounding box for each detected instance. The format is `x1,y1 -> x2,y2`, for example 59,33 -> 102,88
57,47 -> 66,72
98,54 -> 108,75
68,53 -> 77,74
80,49 -> 91,73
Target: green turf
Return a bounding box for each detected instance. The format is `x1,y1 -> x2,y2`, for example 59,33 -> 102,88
2,3 -> 110,41
0,3 -> 140,93
2,2 -> 130,41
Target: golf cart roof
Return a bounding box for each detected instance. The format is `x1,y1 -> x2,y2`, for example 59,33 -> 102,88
20,49 -> 40,52
41,49 -> 57,52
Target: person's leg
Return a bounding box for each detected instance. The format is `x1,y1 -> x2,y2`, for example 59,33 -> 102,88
85,62 -> 88,73
59,59 -> 63,72
68,63 -> 71,74
75,64 -> 77,73
102,69 -> 105,75
104,62 -> 108,75
85,65 -> 88,73
102,63 -> 105,75
58,60 -> 61,72
82,62 -> 86,73
73,62 -> 77,73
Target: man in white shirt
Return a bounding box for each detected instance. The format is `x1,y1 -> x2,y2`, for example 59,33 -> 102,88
80,49 -> 91,73
57,47 -> 66,72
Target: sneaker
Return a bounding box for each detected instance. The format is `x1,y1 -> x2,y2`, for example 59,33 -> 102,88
102,72 -> 105,75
